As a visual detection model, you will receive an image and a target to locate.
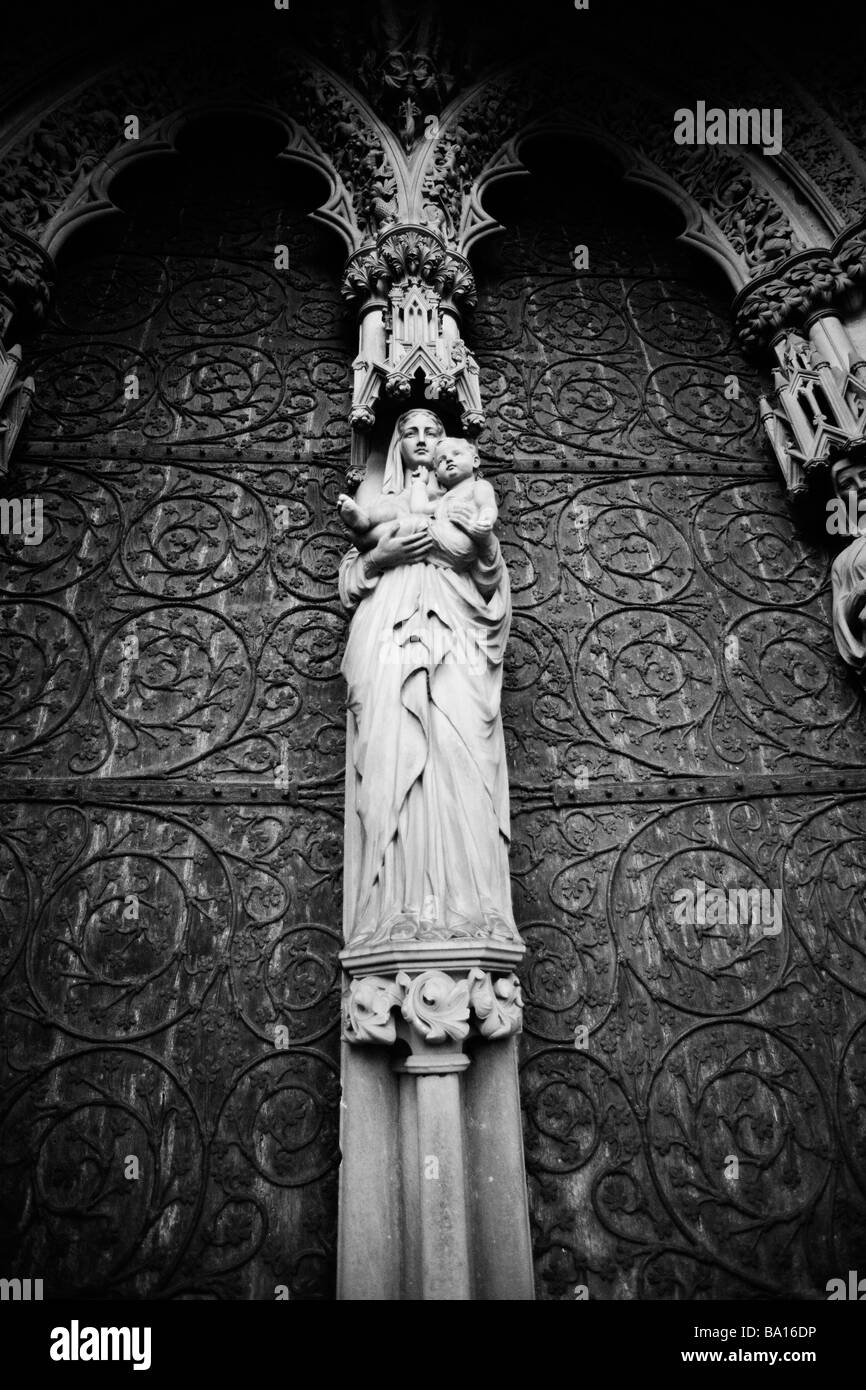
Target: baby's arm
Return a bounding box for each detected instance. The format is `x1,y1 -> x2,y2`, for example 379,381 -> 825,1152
408,467 -> 439,516
473,478 -> 498,528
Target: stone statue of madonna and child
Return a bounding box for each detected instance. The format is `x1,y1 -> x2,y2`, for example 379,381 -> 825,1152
336,407 -> 520,951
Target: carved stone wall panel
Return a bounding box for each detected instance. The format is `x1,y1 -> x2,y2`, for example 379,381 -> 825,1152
22,152 -> 352,454
474,175 -> 866,801
473,184 -> 766,466
1,138 -> 347,1300
495,467 -> 864,790
0,796 -> 342,1298
4,147 -> 352,785
423,54 -> 821,280
0,453 -> 349,783
0,32 -> 398,258
512,795 -> 866,1300
481,168 -> 866,1298
786,55 -> 866,210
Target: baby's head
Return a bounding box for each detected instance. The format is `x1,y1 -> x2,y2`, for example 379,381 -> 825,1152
433,437 -> 479,489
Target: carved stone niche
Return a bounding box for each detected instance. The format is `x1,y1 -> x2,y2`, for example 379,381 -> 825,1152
338,941 -> 533,1301
341,223 -> 483,474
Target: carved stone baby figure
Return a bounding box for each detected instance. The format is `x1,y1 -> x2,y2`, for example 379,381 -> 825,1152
337,436 -> 497,569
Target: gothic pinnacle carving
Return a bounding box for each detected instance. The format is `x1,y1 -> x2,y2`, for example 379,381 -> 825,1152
342,224 -> 483,435
759,317 -> 866,496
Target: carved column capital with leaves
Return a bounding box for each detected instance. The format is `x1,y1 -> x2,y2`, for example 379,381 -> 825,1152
734,249 -> 853,355
341,945 -> 524,1068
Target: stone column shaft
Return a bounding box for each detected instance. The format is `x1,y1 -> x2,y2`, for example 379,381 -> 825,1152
410,1067 -> 472,1300
338,946 -> 534,1300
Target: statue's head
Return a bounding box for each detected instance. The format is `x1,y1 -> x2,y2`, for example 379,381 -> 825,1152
396,409 -> 445,471
833,456 -> 866,502
433,436 -> 480,489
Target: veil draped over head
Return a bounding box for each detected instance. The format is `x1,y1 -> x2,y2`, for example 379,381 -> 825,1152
381,408 -> 445,494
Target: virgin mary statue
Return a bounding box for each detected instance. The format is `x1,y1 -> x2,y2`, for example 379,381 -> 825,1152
338,408 -> 520,950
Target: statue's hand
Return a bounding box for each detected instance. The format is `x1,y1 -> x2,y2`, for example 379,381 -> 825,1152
447,502 -> 493,539
367,520 -> 432,574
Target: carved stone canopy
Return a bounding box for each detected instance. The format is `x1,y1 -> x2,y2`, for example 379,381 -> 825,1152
342,223 -> 483,436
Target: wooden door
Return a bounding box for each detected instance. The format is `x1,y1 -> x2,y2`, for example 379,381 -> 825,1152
474,143 -> 866,1300
0,117 -> 351,1299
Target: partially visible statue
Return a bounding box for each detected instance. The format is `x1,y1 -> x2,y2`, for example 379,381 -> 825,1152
830,457 -> 866,669
338,408 -> 518,950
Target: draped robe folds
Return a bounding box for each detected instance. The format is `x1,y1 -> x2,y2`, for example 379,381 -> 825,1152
832,536 -> 866,668
339,529 -> 519,949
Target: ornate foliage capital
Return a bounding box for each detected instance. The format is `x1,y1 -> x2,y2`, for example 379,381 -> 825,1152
734,248 -> 854,353
397,968 -> 471,1043
467,967 -> 524,1040
342,224 -> 475,306
342,974 -> 404,1044
341,965 -> 523,1049
734,217 -> 866,357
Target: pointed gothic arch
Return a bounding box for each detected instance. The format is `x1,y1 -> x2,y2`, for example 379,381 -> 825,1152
413,57 -> 848,285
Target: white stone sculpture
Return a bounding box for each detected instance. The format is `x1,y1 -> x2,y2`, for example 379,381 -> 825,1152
337,433 -> 497,563
337,407 -> 519,949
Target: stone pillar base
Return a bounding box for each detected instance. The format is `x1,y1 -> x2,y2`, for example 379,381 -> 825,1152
336,942 -> 534,1301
